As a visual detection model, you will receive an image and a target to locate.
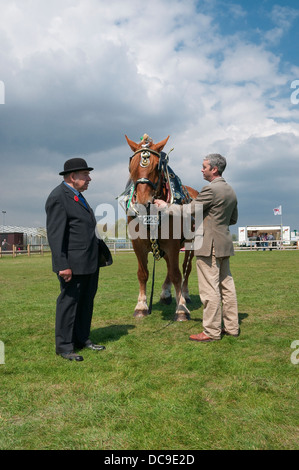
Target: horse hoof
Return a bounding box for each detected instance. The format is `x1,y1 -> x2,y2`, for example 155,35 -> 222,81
134,310 -> 149,318
174,312 -> 191,322
160,296 -> 172,305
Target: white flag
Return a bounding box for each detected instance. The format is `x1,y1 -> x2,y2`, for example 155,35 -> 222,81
273,205 -> 282,216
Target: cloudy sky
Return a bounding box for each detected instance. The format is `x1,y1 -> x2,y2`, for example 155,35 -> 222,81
1,0 -> 299,235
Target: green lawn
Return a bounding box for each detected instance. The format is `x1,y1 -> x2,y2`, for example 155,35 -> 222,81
0,250 -> 298,450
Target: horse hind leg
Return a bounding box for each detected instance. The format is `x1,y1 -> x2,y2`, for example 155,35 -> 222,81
159,254 -> 173,305
160,249 -> 190,321
181,249 -> 194,304
171,261 -> 191,322
174,291 -> 191,321
160,268 -> 172,305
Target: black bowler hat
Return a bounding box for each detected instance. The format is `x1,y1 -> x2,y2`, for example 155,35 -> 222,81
59,158 -> 94,176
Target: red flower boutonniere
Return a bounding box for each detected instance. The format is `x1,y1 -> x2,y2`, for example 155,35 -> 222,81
74,195 -> 79,202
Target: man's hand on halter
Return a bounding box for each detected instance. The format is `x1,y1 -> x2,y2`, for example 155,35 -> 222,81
154,199 -> 168,210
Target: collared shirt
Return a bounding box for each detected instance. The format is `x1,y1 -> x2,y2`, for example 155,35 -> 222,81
64,181 -> 80,196
63,182 -> 88,209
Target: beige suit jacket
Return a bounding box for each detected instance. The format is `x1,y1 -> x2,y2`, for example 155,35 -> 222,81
192,177 -> 238,258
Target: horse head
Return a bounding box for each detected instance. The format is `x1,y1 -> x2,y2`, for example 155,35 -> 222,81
125,134 -> 170,206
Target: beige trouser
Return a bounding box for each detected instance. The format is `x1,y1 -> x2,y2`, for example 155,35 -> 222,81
196,250 -> 239,339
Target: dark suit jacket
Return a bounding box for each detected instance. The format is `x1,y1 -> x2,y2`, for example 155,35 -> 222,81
45,182 -> 112,275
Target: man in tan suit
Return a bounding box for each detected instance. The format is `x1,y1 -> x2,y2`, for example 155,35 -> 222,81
155,153 -> 239,342
189,154 -> 239,341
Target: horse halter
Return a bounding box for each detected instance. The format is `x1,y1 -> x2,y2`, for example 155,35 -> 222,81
130,148 -> 170,193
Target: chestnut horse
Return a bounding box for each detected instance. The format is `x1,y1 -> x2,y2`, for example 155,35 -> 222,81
124,134 -> 199,321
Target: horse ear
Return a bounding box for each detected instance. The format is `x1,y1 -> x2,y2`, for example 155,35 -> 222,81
152,136 -> 170,153
125,135 -> 139,152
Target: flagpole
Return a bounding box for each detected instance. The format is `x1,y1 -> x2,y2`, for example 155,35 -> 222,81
273,205 -> 283,247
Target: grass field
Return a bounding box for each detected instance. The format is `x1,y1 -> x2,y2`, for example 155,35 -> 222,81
0,250 -> 298,450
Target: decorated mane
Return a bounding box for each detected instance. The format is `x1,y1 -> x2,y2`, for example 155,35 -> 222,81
125,133 -> 170,154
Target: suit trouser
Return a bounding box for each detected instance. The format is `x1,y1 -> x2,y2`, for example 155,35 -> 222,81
55,270 -> 99,353
196,251 -> 239,339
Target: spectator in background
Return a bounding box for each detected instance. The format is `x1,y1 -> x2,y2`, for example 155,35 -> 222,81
268,233 -> 274,251
256,235 -> 261,250
1,239 -> 9,251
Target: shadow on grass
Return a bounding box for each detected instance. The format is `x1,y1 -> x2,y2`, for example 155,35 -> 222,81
238,312 -> 249,325
149,293 -> 203,321
150,297 -> 248,326
91,324 -> 136,344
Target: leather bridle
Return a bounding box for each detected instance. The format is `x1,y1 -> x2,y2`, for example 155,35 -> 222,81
130,148 -> 170,199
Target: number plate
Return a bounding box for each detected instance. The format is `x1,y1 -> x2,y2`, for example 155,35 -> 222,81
142,215 -> 159,225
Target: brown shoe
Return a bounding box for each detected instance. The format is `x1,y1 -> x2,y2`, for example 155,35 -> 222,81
189,332 -> 219,342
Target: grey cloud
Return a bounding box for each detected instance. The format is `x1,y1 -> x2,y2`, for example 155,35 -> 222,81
0,0 -> 299,234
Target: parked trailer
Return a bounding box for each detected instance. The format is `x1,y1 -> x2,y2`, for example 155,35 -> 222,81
238,225 -> 290,247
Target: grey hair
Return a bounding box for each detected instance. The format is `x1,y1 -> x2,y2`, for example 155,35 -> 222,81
204,153 -> 226,175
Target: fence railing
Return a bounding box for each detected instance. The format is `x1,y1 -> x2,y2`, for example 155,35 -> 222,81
105,241 -> 133,253
234,240 -> 299,251
0,242 -> 135,257
0,244 -> 51,257
1,240 -> 298,258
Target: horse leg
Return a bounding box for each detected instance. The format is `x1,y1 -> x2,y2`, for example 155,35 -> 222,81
167,249 -> 190,322
160,254 -> 172,305
181,249 -> 194,303
133,245 -> 150,318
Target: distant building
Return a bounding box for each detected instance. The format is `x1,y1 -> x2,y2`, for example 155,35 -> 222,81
0,225 -> 48,247
238,225 -> 290,245
0,232 -> 24,250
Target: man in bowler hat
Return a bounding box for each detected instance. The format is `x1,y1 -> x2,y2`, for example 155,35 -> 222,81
45,158 -> 112,361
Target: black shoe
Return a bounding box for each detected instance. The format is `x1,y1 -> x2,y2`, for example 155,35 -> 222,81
58,352 -> 84,361
85,341 -> 106,351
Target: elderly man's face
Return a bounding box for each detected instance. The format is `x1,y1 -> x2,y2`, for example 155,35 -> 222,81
71,171 -> 91,192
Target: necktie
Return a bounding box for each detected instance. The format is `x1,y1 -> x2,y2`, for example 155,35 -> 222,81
78,193 -> 88,210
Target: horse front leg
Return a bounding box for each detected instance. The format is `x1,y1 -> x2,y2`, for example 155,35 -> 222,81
134,261 -> 149,318
132,242 -> 150,318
